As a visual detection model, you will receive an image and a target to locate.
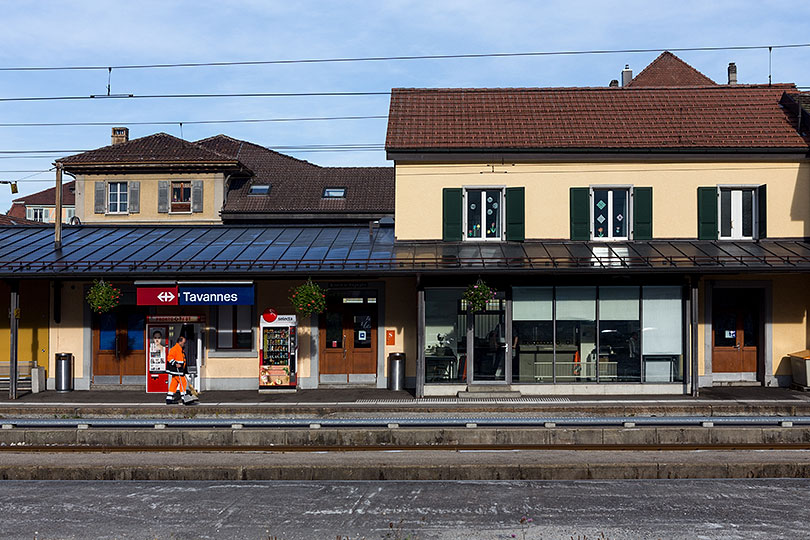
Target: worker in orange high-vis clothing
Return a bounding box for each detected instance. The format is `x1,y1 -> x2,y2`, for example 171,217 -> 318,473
166,335 -> 198,405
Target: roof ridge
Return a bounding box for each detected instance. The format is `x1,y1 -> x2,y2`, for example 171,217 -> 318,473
392,84 -> 795,92
196,135 -> 322,168
58,131 -> 238,164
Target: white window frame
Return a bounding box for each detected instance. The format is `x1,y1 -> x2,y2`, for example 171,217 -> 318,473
169,180 -> 193,214
463,186 -> 505,242
64,207 -> 75,223
590,185 -> 632,242
26,207 -> 46,222
717,185 -> 758,241
107,181 -> 129,215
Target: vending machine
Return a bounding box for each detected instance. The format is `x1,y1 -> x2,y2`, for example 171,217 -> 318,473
259,309 -> 297,389
145,315 -> 205,394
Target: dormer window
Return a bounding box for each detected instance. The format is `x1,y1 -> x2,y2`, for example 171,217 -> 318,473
323,187 -> 346,198
248,185 -> 271,195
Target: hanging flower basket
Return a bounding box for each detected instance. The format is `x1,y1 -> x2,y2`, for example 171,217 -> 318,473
289,278 -> 327,316
462,278 -> 497,313
86,279 -> 121,313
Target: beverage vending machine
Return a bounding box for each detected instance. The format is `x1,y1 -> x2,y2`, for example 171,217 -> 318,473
259,309 -> 297,389
145,315 -> 204,393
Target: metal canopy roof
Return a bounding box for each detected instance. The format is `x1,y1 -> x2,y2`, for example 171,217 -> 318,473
1,225 -> 810,278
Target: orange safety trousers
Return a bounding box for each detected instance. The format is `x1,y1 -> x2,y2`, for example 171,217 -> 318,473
168,374 -> 188,394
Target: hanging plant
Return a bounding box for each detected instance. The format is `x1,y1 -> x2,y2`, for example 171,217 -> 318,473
289,278 -> 327,316
463,278 -> 497,313
86,279 -> 121,313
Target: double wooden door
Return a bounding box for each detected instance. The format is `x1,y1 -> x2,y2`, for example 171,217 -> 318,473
712,289 -> 760,374
93,308 -> 146,383
319,298 -> 377,381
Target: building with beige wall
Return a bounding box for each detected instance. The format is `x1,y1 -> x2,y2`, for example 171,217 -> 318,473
384,52 -> 810,396
3,52 -> 810,399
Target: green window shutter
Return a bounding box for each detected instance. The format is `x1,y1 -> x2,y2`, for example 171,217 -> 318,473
569,187 -> 590,240
697,187 -> 718,240
442,188 -> 463,241
632,187 -> 653,240
505,187 -> 525,242
758,184 -> 767,239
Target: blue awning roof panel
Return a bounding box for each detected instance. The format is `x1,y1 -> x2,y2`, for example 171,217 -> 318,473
1,225 -> 810,277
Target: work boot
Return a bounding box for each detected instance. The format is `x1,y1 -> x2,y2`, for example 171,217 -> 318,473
165,395 -> 177,405
182,393 -> 198,406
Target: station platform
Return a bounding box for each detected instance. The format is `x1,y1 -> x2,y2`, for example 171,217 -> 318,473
1,386 -> 809,417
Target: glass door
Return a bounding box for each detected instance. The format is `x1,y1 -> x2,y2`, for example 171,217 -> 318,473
471,294 -> 507,382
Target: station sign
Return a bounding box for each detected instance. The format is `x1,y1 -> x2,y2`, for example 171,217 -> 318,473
138,284 -> 254,306
178,285 -> 254,306
137,287 -> 179,306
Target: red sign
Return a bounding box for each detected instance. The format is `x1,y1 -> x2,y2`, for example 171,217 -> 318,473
386,330 -> 395,346
137,287 -> 178,306
262,308 -> 278,323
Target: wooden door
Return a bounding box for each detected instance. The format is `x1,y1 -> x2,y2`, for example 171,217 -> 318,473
92,308 -> 146,383
712,290 -> 759,374
319,298 -> 377,380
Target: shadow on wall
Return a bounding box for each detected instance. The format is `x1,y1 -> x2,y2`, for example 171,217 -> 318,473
789,162 -> 810,239
772,275 -> 810,376
0,280 -> 50,367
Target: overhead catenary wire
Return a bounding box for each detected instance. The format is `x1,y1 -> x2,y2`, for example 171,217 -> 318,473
0,115 -> 389,127
0,91 -> 392,103
0,43 -> 808,71
6,163 -> 807,185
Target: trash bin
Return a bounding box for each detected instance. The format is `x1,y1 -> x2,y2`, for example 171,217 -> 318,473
55,353 -> 73,392
789,350 -> 810,387
388,352 -> 405,391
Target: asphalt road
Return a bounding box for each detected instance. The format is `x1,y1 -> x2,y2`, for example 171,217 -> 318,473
0,479 -> 808,540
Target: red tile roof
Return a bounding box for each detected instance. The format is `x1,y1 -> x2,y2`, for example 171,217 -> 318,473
58,133 -> 240,167
386,85 -> 806,152
196,135 -> 393,215
0,214 -> 45,225
11,181 -> 75,206
627,52 -> 717,87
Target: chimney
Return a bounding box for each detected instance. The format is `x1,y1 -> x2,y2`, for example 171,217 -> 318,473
609,79 -> 619,88
621,65 -> 633,87
111,127 -> 129,145
727,62 -> 737,85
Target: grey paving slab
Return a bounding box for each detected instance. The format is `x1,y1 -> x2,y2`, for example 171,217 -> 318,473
0,476 -> 807,539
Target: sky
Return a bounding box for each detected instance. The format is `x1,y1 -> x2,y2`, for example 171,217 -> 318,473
1,0 -> 809,213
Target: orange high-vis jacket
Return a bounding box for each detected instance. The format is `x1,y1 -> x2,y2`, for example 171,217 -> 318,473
167,343 -> 186,367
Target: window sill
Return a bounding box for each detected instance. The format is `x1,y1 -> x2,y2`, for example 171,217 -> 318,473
208,349 -> 257,358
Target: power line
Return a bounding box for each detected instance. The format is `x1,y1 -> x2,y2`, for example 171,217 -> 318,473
0,115 -> 388,128
0,144 -> 384,154
1,43 -> 809,72
0,91 -> 391,103
1,83 -> 800,104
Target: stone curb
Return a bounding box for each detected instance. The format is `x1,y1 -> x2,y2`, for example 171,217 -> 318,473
2,426 -> 810,448
2,402 -> 810,419
2,462 -> 810,481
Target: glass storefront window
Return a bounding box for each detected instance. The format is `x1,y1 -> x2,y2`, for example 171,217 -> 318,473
423,285 -> 684,386
424,289 -> 466,383
556,287 -> 597,382
599,286 -> 640,382
512,287 -> 553,382
641,286 -> 684,382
